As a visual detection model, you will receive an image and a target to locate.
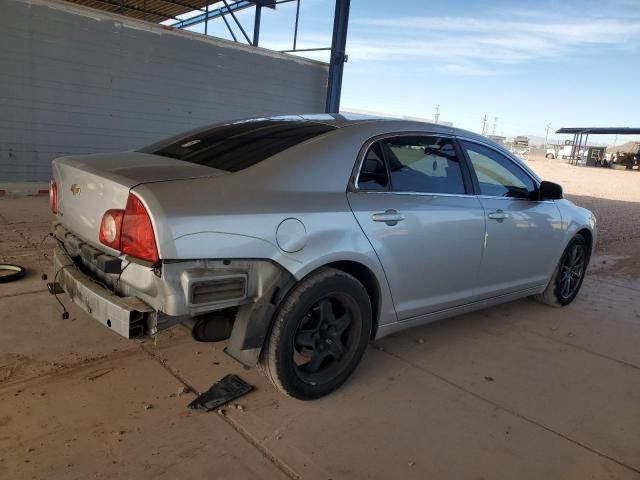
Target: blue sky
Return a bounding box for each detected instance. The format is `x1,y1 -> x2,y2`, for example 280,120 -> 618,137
175,0 -> 640,143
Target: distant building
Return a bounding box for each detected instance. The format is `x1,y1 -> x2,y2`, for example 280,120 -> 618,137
512,136 -> 530,147
487,135 -> 506,145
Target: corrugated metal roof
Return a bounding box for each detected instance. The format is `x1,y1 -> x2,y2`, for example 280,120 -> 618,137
556,127 -> 640,135
62,0 -> 221,23
607,141 -> 640,154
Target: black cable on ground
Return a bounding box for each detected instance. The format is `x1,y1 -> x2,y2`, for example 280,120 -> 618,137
37,232 -> 54,280
51,263 -> 74,319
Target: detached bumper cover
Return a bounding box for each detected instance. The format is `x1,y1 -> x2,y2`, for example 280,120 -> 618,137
53,246 -> 153,338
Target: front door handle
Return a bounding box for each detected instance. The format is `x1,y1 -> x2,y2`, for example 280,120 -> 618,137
372,209 -> 405,226
487,209 -> 509,223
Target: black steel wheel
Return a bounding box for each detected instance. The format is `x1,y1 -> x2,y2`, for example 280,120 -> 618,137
535,234 -> 589,307
293,294 -> 358,385
260,268 -> 372,400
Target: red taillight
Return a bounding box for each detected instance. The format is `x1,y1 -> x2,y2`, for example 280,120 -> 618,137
120,194 -> 159,263
49,180 -> 58,214
99,209 -> 124,250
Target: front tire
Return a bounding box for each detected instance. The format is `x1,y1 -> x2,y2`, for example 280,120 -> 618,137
260,268 -> 372,400
535,234 -> 588,307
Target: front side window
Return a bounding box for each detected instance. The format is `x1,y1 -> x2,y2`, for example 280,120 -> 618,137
461,141 -> 536,199
359,135 -> 466,194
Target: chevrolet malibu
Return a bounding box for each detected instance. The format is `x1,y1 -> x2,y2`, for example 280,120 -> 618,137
49,115 -> 596,399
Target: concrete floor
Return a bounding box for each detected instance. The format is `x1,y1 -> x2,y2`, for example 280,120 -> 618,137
1,192 -> 639,480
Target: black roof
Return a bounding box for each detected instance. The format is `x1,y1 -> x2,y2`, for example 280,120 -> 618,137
555,127 -> 640,135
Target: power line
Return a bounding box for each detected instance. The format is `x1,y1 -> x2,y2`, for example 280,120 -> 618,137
492,117 -> 497,136
434,104 -> 440,124
481,114 -> 488,136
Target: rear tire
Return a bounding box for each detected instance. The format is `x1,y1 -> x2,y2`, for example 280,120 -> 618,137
260,268 -> 372,400
535,234 -> 588,307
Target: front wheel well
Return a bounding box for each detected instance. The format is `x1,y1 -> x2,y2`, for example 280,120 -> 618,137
325,261 -> 381,339
576,228 -> 593,258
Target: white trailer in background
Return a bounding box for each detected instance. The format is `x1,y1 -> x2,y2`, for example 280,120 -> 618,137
546,145 -> 574,159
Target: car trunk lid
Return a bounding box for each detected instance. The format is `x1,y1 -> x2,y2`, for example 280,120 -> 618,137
52,151 -> 226,250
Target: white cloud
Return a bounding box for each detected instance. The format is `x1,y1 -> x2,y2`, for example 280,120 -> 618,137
347,7 -> 640,72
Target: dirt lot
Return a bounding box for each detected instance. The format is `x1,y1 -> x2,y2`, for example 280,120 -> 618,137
1,160 -> 639,479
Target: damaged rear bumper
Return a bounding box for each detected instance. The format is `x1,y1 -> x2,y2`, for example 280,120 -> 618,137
53,245 -> 154,338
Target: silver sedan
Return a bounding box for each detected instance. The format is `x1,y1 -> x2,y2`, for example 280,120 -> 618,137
49,115 -> 596,399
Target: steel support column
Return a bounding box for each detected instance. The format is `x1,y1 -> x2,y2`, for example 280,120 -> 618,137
293,0 -> 300,50
253,4 -> 262,46
325,0 -> 350,113
570,133 -> 578,163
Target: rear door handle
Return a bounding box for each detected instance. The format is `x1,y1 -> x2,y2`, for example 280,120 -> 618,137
487,209 -> 509,222
372,209 -> 405,226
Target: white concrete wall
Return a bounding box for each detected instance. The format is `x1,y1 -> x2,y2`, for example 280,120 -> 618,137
0,0 -> 329,185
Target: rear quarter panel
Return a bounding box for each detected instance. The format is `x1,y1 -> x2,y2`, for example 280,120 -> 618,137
132,127 -> 400,328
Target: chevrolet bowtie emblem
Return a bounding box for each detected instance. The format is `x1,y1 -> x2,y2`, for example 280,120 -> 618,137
70,184 -> 81,196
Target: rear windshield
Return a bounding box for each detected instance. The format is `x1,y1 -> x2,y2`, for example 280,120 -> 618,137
139,120 -> 336,172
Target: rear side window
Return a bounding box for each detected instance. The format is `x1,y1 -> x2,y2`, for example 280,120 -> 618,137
360,135 -> 466,194
358,142 -> 389,191
139,120 -> 336,173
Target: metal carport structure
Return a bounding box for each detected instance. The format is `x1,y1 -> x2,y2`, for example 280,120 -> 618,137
555,127 -> 640,164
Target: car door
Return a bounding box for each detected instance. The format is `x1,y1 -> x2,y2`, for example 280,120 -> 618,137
459,139 -> 564,298
348,134 -> 486,320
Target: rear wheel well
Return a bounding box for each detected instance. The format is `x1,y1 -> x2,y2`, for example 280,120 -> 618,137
326,261 -> 380,339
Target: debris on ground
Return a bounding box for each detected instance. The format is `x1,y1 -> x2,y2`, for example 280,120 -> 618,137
177,385 -> 190,395
408,461 -> 416,467
85,368 -> 113,381
188,374 -> 253,412
143,403 -> 153,410
417,338 -> 425,345
484,376 -> 495,382
0,264 -> 26,283
234,403 -> 245,412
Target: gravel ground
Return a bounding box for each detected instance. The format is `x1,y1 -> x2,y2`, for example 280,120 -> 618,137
1,163 -> 640,480
526,155 -> 640,249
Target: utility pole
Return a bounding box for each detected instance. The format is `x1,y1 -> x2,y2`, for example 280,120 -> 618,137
492,117 -> 497,136
544,123 -> 551,149
481,114 -> 488,136
434,104 -> 440,124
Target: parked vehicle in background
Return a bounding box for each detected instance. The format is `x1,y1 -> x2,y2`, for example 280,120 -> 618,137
48,115 -> 597,399
608,141 -> 640,170
555,145 -> 574,159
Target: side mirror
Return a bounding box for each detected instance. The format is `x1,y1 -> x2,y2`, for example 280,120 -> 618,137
539,181 -> 563,200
